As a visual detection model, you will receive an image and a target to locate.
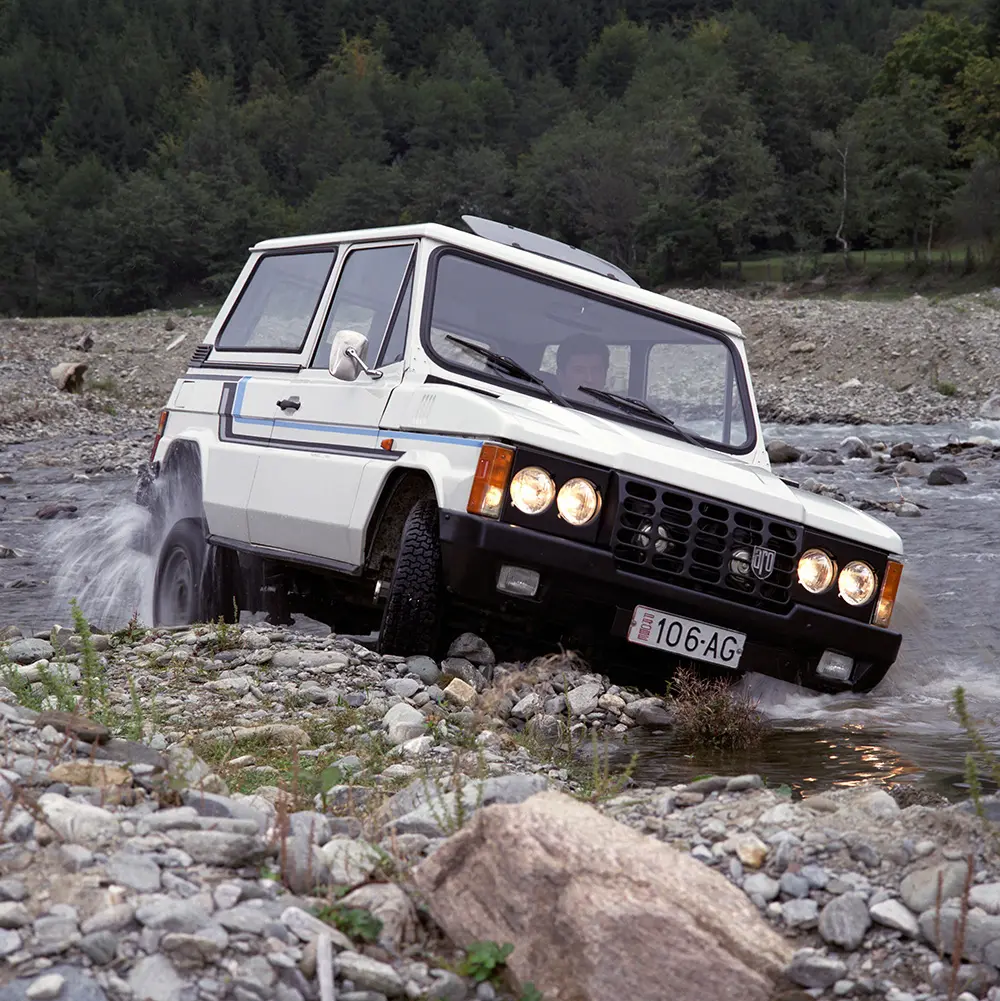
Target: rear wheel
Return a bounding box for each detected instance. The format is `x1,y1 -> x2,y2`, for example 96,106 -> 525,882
377,499 -> 443,656
153,520 -> 239,626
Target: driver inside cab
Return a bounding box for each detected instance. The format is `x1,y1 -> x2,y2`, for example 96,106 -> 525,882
555,333 -> 609,397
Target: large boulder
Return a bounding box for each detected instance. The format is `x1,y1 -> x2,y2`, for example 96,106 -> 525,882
412,790 -> 793,1001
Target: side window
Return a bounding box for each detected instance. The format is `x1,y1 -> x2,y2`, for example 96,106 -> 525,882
647,342 -> 748,445
376,269 -> 413,367
216,251 -> 336,352
311,244 -> 414,369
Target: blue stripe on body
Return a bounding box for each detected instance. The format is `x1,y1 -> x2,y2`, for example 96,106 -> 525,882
231,376 -> 484,449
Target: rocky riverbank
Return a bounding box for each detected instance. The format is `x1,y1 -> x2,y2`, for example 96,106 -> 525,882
0,619 -> 995,1001
4,288 -> 1000,458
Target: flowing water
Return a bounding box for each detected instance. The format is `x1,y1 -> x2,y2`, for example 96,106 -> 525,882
2,420 -> 1000,798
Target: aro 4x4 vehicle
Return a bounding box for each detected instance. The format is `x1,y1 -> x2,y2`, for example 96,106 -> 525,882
134,216 -> 905,694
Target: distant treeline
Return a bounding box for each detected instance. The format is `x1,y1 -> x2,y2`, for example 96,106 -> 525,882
0,0 -> 998,314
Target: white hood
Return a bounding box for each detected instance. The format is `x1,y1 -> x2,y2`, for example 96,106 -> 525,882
384,381 -> 904,556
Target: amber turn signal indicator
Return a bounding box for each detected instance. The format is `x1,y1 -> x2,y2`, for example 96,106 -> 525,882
467,444 -> 514,519
150,409 -> 169,462
873,559 -> 903,628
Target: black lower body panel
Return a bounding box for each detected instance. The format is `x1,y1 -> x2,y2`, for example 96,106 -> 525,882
437,511 -> 900,694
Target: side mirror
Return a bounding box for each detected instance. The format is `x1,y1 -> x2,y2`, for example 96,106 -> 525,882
329,330 -> 370,381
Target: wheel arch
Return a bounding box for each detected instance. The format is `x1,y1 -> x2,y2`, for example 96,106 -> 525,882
363,467 -> 438,580
156,435 -> 209,524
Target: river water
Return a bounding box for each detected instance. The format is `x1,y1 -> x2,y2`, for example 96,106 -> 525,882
2,420 -> 1000,799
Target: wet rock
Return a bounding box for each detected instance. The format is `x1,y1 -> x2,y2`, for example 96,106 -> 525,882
35,504 -> 78,520
913,444 -> 936,463
896,503 -> 922,518
928,464 -> 968,486
767,440 -> 802,463
839,436 -> 871,459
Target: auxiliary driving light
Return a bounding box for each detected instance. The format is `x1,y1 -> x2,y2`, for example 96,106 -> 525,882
510,466 -> 556,515
497,565 -> 540,597
838,560 -> 877,607
816,650 -> 854,682
557,477 -> 601,526
797,548 -> 836,594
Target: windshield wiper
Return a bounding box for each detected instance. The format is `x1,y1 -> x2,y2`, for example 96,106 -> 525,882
445,335 -> 568,407
576,386 -> 704,447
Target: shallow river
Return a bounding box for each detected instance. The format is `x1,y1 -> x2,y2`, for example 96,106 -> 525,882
2,420 -> 1000,799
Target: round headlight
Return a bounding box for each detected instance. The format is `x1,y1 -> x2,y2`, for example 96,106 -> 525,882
509,466 -> 555,515
839,561 -> 877,606
797,549 -> 836,594
557,477 -> 601,526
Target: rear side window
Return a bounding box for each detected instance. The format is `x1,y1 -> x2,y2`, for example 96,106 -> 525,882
215,250 -> 336,352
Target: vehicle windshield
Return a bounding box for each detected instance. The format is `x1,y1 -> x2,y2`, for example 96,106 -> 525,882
425,251 -> 753,450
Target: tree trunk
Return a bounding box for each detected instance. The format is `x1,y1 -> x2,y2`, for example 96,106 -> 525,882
835,143 -> 850,266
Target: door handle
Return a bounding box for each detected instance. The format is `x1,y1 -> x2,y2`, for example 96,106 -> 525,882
277,397 -> 300,411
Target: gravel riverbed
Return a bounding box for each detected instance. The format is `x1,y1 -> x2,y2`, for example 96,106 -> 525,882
0,621 -> 995,1000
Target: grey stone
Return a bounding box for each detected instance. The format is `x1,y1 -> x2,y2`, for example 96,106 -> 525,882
766,440 -> 802,464
786,949 -> 847,989
743,873 -> 780,901
80,930 -> 117,965
135,899 -> 211,934
129,954 -> 185,1001
726,775 -> 764,792
32,914 -> 80,956
970,882 -> 1000,914
6,639 -> 54,664
566,683 -> 602,716
782,899 -> 819,929
60,845 -> 94,872
0,902 -> 30,928
180,793 -> 268,831
281,835 -> 328,896
390,678 -> 421,699
870,898 -> 920,937
426,971 -> 466,1001
800,864 -> 830,889
900,862 -> 970,913
105,850 -> 161,892
288,811 -> 332,846
0,966 -> 108,1001
319,838 -> 380,886
919,904 -> 1000,964
526,714 -> 561,743
684,776 -> 732,795
171,830 -> 271,867
280,907 -> 353,950
819,892 -> 871,950
81,904 -> 134,935
446,632 -> 495,668
25,975 -> 64,1001
0,879 -> 26,902
0,929 -> 21,956
511,694 -> 543,720
160,926 -> 229,966
405,657 -> 440,685
37,794 -> 120,844
382,704 -> 426,746
928,464 -> 968,486
779,873 -> 810,899
335,953 -> 404,997
216,906 -> 274,936
440,658 -> 484,691
627,698 -> 674,728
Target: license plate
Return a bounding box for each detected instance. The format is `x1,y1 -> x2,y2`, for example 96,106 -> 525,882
627,605 -> 746,669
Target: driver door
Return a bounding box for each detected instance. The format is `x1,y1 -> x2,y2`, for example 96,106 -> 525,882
245,242 -> 416,565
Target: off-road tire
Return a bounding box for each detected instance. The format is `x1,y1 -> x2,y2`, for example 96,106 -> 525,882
378,499 -> 442,656
153,520 -> 239,626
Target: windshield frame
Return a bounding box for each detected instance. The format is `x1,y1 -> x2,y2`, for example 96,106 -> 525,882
419,245 -> 758,456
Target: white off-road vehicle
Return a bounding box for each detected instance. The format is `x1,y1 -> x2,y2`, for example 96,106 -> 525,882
134,217 -> 905,694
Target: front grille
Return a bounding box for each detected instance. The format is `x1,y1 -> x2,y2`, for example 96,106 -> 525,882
612,477 -> 802,607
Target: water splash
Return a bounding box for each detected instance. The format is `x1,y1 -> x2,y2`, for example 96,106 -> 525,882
44,500 -> 156,631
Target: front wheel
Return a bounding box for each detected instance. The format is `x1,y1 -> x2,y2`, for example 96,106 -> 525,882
153,520 -> 239,626
377,499 -> 443,656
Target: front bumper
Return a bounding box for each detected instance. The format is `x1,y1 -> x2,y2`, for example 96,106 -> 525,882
438,511 -> 901,693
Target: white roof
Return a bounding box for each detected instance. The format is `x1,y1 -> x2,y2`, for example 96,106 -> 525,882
251,222 -> 745,339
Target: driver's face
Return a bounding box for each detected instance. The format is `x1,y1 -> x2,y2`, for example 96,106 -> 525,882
561,352 -> 608,391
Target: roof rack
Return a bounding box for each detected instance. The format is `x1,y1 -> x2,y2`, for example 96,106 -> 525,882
461,216 -> 639,288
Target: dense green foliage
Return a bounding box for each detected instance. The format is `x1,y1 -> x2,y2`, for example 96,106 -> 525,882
0,0 -> 998,314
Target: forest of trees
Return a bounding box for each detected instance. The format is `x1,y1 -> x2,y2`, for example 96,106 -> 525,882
1,0 -> 1000,315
